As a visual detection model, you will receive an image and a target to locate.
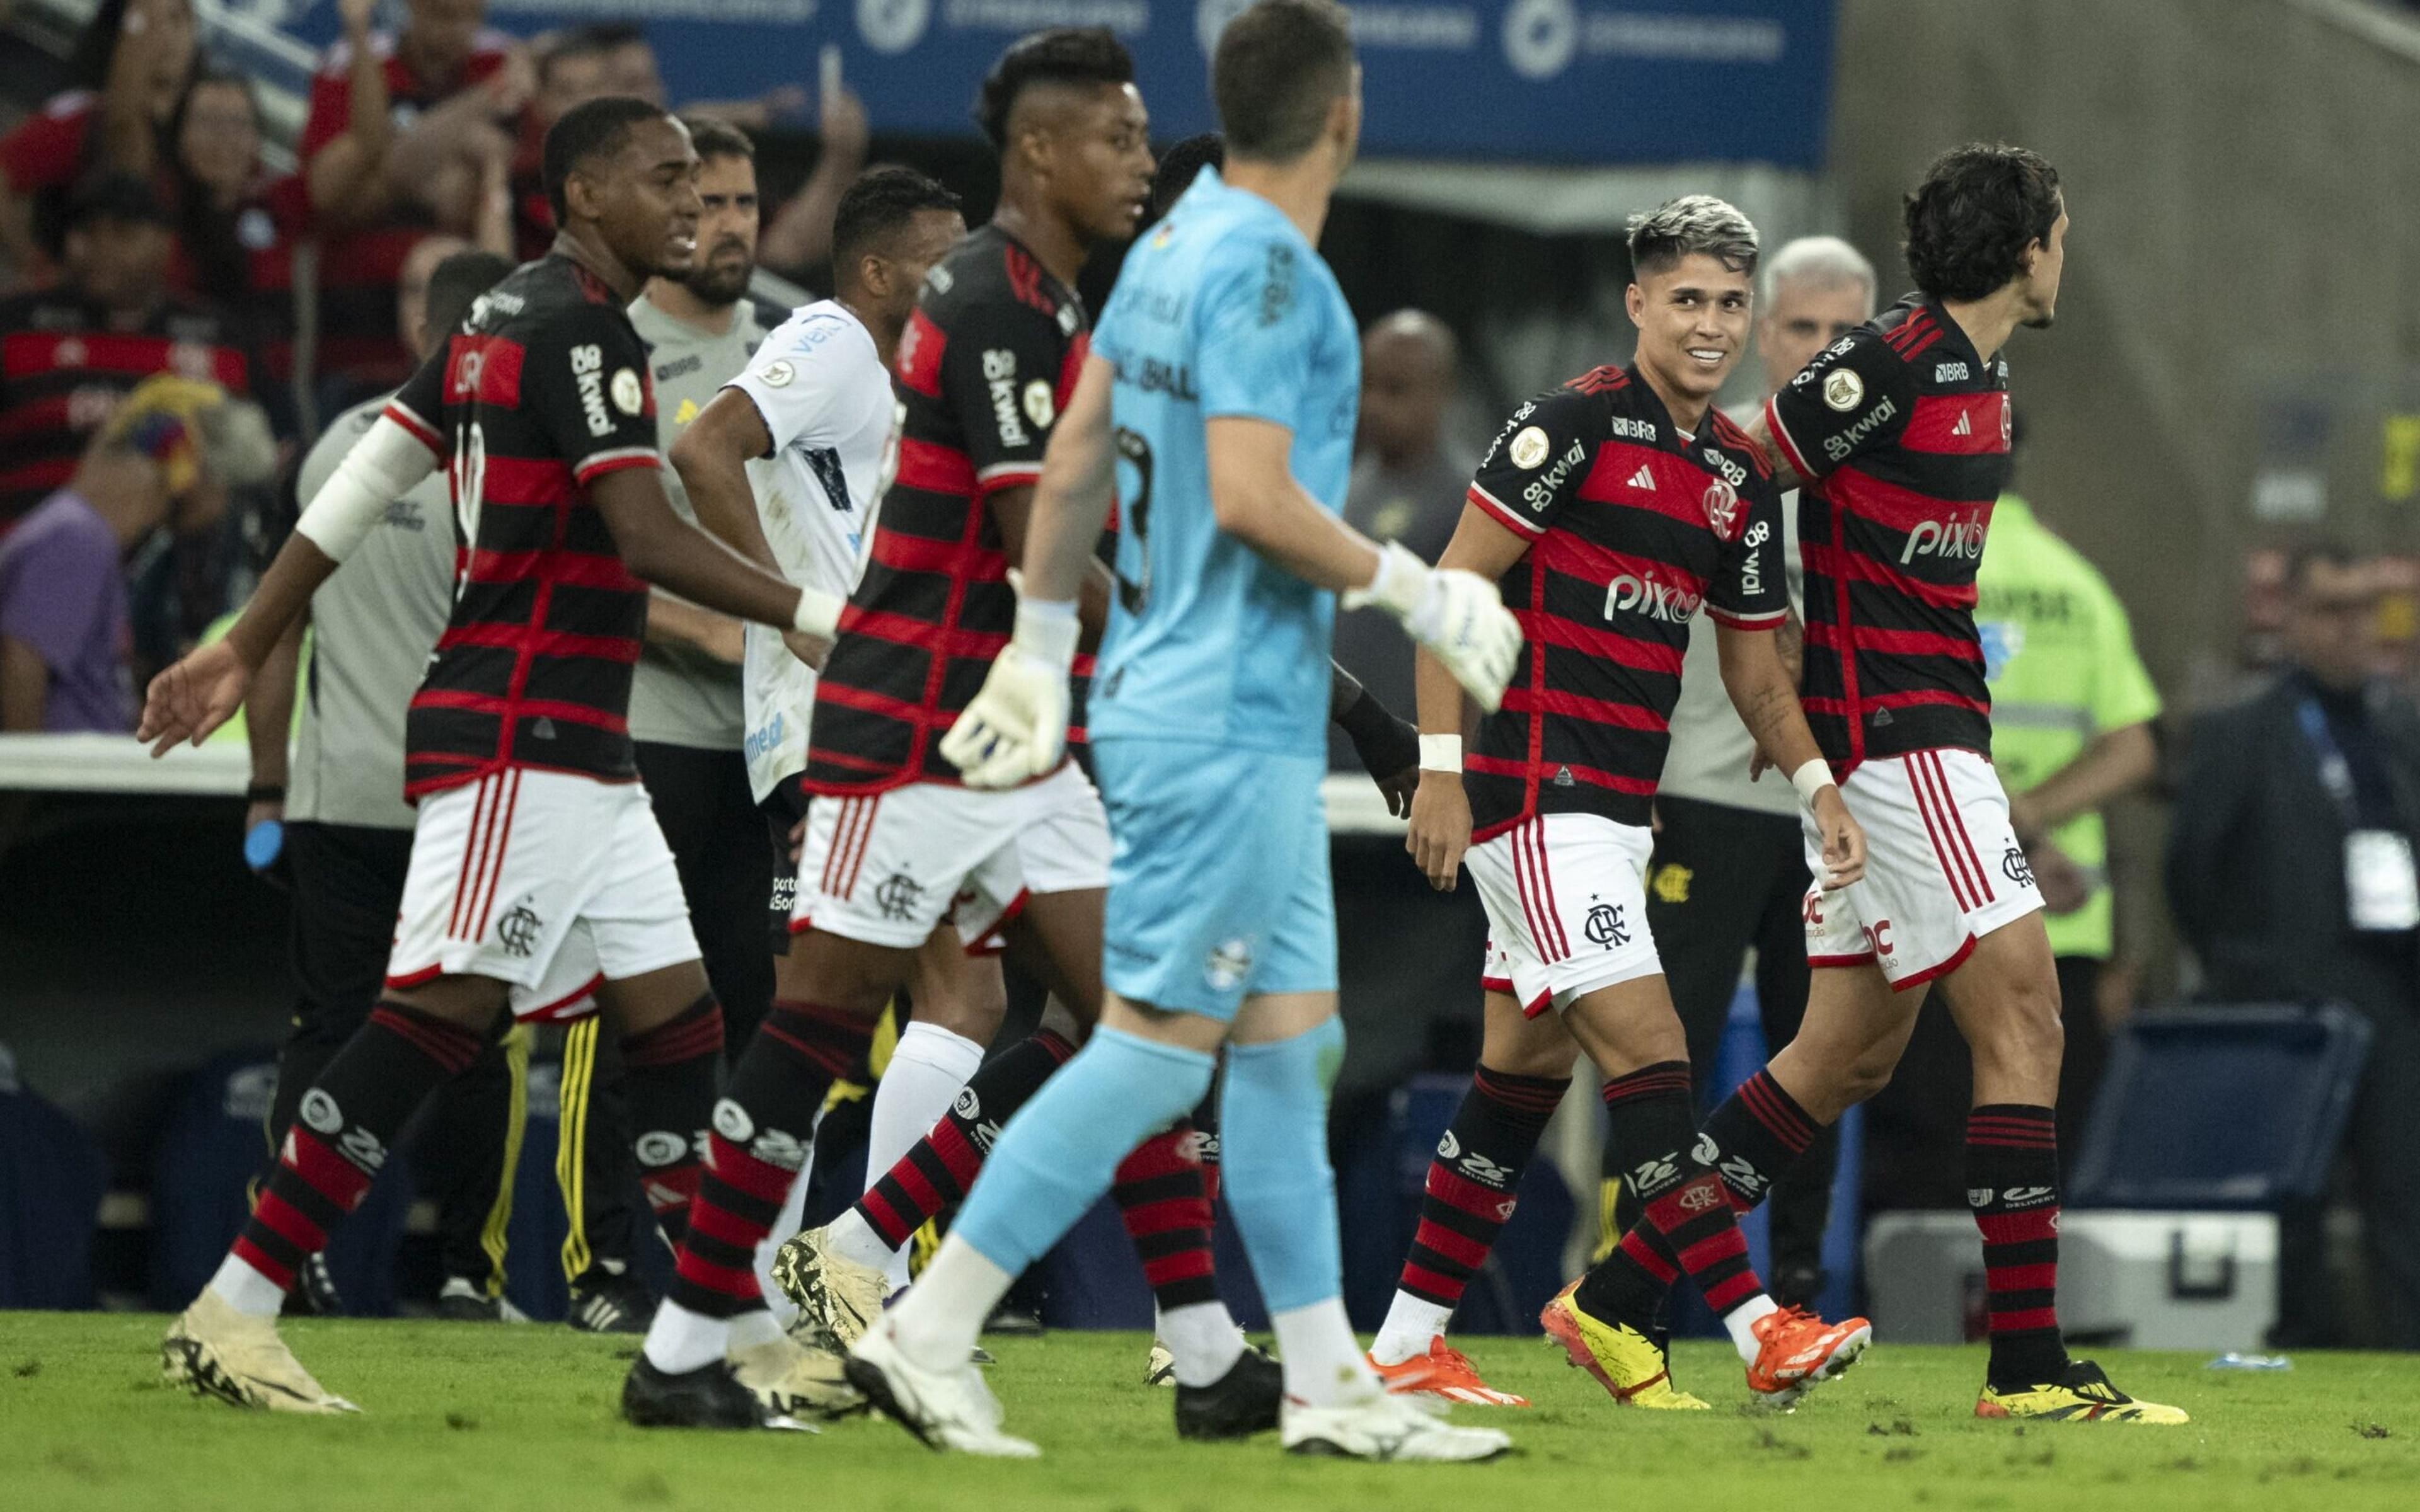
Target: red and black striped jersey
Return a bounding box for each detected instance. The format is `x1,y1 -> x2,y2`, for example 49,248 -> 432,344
1463,365 -> 1788,838
1765,293 -> 2011,773
384,253 -> 661,799
0,292 -> 261,522
805,224 -> 1088,794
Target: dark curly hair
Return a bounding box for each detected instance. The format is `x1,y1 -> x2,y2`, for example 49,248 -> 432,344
972,28 -> 1134,151
1902,144 -> 2062,302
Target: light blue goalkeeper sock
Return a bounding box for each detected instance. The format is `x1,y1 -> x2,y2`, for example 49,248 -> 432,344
951,1026 -> 1216,1276
1219,1016 -> 1348,1313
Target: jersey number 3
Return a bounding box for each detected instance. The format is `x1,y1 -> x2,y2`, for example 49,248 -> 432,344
1112,425 -> 1153,615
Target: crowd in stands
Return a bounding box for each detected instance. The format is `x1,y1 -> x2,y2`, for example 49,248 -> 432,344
0,0 -> 867,726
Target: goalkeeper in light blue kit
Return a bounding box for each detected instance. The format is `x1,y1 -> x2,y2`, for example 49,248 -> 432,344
844,0 -> 1521,1462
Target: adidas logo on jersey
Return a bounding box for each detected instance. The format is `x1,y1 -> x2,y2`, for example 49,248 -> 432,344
1627,464 -> 1656,491
1952,410 -> 1973,437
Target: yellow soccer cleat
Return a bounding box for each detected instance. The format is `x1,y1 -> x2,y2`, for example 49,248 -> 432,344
1976,1360 -> 2191,1424
770,1223 -> 890,1348
162,1292 -> 358,1415
1539,1282 -> 1709,1409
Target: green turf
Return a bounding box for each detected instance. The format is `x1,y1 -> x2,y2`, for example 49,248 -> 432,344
6,1314 -> 2416,1511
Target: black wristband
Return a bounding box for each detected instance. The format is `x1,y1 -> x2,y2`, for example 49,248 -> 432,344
1336,689 -> 1419,781
246,782 -> 285,804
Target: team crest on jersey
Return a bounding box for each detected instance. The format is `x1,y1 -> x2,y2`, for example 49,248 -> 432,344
1702,479 -> 1742,539
611,369 -> 643,415
496,901 -> 543,958
1509,425 -> 1550,469
1823,368 -> 1865,411
758,358 -> 795,389
1584,899 -> 1628,949
1022,379 -> 1055,430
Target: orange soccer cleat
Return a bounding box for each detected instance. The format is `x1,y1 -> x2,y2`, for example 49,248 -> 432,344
1744,1305 -> 1872,1411
1369,1337 -> 1531,1407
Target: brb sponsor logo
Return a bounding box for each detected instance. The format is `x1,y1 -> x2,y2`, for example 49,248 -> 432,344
1899,508 -> 1987,566
1604,568 -> 1702,624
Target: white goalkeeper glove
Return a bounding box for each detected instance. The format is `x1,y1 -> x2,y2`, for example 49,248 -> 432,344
938,597 -> 1080,789
1345,541 -> 1523,713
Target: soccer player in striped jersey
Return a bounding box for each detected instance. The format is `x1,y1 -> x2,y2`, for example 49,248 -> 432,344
141,96 -> 856,1430
1387,196 -> 1873,1412
1719,144 -> 2185,1424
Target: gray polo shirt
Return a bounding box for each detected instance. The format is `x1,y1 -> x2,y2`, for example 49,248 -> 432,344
621,294 -> 781,750
287,397 -> 455,830
1656,403 -> 1806,816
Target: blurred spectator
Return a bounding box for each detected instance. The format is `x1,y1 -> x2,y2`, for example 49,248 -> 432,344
527,23 -> 867,278
1329,309 -> 1469,764
163,67 -> 305,420
2169,544 -> 2420,1348
0,174 -> 270,526
299,0 -> 522,399
0,375 -> 270,731
0,0 -> 199,282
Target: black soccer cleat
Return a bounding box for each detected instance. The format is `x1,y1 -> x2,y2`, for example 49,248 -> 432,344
621,1356 -> 797,1430
1174,1344 -> 1285,1440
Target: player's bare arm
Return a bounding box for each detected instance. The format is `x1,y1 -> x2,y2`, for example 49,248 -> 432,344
2003,719 -> 2157,843
139,534 -> 342,754
669,387 -> 785,575
993,483 -> 1115,640
1735,404 -> 1804,493
245,619 -> 306,830
587,464 -> 840,664
1715,621 -> 1864,888
1204,415 -> 1387,591
1406,502 -> 1530,891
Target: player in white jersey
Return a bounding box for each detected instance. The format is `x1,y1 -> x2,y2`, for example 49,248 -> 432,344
671,167 -> 998,1299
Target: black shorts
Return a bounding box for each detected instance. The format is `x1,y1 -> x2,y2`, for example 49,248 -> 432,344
763,772 -> 809,954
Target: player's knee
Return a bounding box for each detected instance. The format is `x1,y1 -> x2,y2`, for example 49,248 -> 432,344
1833,1046 -> 1899,1109
1971,978 -> 2065,1084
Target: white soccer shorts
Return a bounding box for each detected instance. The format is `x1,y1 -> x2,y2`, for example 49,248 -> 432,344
1467,811 -> 1664,1017
386,768 -> 701,1021
793,761 -> 1111,952
1801,747 -> 2044,990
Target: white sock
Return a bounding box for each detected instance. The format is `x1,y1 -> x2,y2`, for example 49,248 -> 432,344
207,1253 -> 287,1319
1371,1292 -> 1454,1366
751,1145 -> 814,1326
1157,1300 -> 1246,1387
1270,1298 -> 1376,1408
1723,1293 -> 1780,1364
642,1299 -> 730,1375
865,1024 -> 984,1287
885,1235 -> 1012,1374
728,1307 -> 783,1351
823,1207 -> 896,1272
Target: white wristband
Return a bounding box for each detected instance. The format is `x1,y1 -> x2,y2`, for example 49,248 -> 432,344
1011,597 -> 1081,673
1418,733 -> 1462,773
1790,759 -> 1835,807
792,585 -> 843,639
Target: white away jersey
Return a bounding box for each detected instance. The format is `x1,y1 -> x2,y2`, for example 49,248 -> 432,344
725,300 -> 897,801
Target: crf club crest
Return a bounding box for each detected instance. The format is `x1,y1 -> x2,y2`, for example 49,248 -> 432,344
497,902 -> 542,957
2002,844 -> 2036,888
1585,898 -> 1629,949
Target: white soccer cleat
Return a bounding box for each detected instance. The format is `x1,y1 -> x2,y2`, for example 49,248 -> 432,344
1282,1389 -> 1512,1462
728,1332 -> 863,1419
769,1223 -> 891,1348
1145,1340 -> 1177,1387
161,1291 -> 359,1414
846,1317 -> 1039,1458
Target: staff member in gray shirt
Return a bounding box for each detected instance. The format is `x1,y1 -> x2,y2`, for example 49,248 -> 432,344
1599,237 -> 1876,1305
245,242 -> 523,1323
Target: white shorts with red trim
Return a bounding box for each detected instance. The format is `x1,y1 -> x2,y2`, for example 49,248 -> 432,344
1801,747 -> 2043,990
793,761 -> 1109,952
1467,812 -> 1662,1018
386,768 -> 699,1021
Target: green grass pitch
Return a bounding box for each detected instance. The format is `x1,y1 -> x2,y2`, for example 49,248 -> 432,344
6,1314 -> 2417,1511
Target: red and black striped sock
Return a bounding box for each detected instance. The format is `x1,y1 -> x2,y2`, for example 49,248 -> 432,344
852,1029 -> 1077,1251
1398,1066 -> 1570,1314
667,999 -> 870,1319
1968,1103 -> 2069,1386
1697,1068 -> 1819,1213
1579,1062 -> 1762,1326
1113,1122 -> 1220,1311
619,995 -> 723,1242
233,1001 -> 483,1292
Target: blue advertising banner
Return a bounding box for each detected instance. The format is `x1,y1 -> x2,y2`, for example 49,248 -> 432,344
244,0 -> 1835,168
